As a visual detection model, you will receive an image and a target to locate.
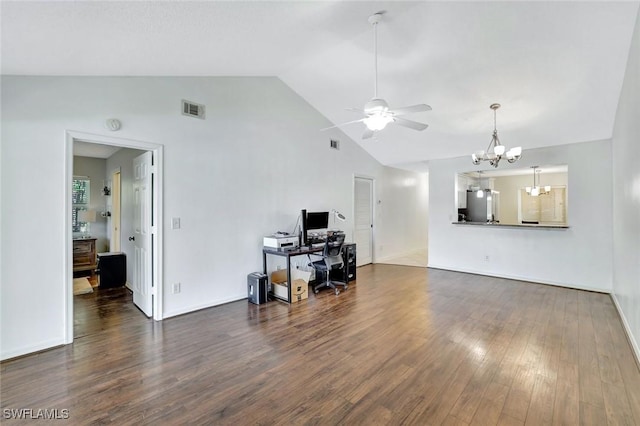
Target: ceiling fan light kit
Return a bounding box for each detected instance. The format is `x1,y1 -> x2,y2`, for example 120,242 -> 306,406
322,12 -> 431,139
471,103 -> 522,168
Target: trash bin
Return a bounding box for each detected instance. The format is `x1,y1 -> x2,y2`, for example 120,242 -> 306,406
247,272 -> 268,304
97,252 -> 126,288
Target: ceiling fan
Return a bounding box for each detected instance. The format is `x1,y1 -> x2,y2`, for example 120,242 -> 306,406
323,12 -> 431,139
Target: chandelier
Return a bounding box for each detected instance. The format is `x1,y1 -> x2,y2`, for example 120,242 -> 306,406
526,166 -> 551,197
472,103 -> 522,168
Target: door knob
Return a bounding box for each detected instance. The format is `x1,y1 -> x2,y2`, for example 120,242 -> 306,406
129,236 -> 135,241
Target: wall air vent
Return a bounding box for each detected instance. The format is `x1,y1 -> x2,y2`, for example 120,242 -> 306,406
330,139 -> 340,150
181,100 -> 205,119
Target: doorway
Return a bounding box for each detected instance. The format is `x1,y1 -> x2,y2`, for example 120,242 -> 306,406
65,131 -> 164,344
110,170 -> 121,252
354,176 -> 374,266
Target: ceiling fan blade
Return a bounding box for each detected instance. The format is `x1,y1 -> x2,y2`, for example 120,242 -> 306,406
320,118 -> 365,131
346,107 -> 366,114
389,104 -> 432,116
392,117 -> 429,131
362,129 -> 375,139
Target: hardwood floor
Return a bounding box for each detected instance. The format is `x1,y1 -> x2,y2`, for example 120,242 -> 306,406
2,265 -> 639,425
73,283 -> 137,339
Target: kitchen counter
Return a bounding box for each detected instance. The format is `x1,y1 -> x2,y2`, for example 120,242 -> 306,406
452,221 -> 569,229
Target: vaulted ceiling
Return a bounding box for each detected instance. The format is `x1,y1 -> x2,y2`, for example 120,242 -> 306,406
2,1 -> 638,169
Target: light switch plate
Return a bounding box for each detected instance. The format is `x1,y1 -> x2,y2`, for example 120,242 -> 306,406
172,217 -> 181,229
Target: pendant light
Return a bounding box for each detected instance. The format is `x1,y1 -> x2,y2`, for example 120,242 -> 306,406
476,171 -> 484,198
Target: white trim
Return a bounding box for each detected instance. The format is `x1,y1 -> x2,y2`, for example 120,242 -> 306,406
162,294 -> 246,319
0,338 -> 67,361
64,135 -> 74,344
426,264 -> 611,294
153,147 -> 164,320
65,130 -> 165,346
611,294 -> 640,368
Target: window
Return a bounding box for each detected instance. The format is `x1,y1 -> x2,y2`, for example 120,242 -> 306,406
72,178 -> 90,233
518,186 -> 566,225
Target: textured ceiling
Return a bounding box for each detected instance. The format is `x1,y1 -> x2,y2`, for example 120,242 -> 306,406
2,1 -> 638,169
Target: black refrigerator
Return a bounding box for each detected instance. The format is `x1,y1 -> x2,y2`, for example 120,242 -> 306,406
466,190 -> 500,222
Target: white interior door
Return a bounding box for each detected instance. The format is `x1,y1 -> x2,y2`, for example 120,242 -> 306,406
132,152 -> 153,316
354,177 -> 374,266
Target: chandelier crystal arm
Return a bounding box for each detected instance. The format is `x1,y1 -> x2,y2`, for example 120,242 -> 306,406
486,132 -> 497,153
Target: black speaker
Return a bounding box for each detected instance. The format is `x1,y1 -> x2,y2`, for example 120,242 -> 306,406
301,209 -> 308,246
97,252 -> 126,288
343,243 -> 356,282
330,243 -> 356,283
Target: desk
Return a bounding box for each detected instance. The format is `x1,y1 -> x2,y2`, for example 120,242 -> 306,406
262,246 -> 323,303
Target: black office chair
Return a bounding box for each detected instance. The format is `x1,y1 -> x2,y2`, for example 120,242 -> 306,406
309,232 -> 348,295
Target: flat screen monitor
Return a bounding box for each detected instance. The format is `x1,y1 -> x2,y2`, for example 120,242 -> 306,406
306,211 -> 329,230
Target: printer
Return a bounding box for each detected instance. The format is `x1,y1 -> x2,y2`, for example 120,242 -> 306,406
263,234 -> 299,250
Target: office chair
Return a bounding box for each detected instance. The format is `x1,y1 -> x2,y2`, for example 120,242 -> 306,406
309,232 -> 348,295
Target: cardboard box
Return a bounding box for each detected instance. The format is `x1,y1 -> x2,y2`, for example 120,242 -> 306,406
270,269 -> 310,302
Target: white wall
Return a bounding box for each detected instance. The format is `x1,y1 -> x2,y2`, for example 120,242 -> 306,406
0,76 -> 427,359
611,8 -> 640,360
105,148 -> 145,285
429,139 -> 613,292
73,156 -> 108,251
376,169 -> 429,261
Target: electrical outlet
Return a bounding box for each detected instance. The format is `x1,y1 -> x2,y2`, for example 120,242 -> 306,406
484,255 -> 490,262
172,283 -> 181,294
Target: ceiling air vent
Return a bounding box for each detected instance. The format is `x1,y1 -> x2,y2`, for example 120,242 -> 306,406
330,139 -> 340,150
182,100 -> 205,119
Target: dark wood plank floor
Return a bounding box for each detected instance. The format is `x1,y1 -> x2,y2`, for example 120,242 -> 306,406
2,265 -> 639,425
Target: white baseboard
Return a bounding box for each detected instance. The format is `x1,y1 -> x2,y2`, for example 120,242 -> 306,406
611,293 -> 640,367
1,338 -> 66,362
162,293 -> 246,319
427,263 -> 611,294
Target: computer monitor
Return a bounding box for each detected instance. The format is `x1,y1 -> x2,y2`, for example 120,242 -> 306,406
306,211 -> 329,230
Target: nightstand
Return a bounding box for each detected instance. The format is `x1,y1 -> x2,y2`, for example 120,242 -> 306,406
73,238 -> 97,276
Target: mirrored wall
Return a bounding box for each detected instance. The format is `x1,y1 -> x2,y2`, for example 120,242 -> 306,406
455,165 -> 568,226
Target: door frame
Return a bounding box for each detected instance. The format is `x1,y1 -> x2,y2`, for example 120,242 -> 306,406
110,169 -> 122,253
64,130 -> 164,344
353,174 -> 376,265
